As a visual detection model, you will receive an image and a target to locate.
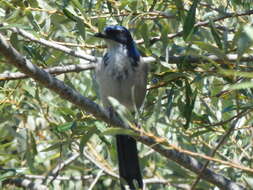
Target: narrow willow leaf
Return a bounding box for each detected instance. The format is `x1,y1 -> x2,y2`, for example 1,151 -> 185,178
55,122 -> 76,133
70,0 -> 83,11
175,0 -> 185,21
220,69 -> 253,78
41,142 -> 67,152
237,32 -> 252,56
166,87 -> 174,117
164,72 -> 188,81
101,128 -> 137,137
209,20 -> 223,49
26,11 -> 41,31
190,130 -> 212,138
79,127 -> 98,154
183,0 -> 199,40
229,82 -> 253,90
76,18 -> 86,40
62,7 -> 78,21
184,81 -> 197,129
193,41 -> 227,60
30,132 -> 38,155
140,23 -> 150,47
0,169 -> 17,182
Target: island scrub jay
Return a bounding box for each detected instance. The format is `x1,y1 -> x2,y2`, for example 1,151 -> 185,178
95,25 -> 147,190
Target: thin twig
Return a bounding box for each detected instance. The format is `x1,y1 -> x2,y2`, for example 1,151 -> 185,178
82,147 -> 119,179
0,63 -> 95,81
44,153 -> 80,184
87,170 -> 104,190
52,153 -> 80,176
198,109 -> 250,128
25,174 -> 94,181
190,115 -> 244,190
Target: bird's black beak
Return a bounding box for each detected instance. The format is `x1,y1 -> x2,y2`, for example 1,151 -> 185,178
94,32 -> 108,39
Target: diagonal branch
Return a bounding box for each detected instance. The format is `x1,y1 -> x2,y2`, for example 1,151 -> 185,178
0,33 -> 245,190
44,153 -> 80,184
8,26 -> 97,62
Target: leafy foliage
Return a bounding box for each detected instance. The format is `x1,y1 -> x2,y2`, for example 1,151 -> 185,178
0,0 -> 253,189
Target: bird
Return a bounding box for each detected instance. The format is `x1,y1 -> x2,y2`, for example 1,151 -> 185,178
94,25 -> 148,190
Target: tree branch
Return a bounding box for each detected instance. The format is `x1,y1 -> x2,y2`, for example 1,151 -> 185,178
44,153 -> 80,184
24,174 -> 94,181
82,147 -> 119,179
4,178 -> 48,190
1,53 -> 253,81
24,174 -> 188,189
8,26 -> 97,62
87,169 -> 104,190
0,63 -> 95,81
0,33 -> 245,190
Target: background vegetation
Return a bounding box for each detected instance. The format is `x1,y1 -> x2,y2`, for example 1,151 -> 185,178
0,0 -> 253,189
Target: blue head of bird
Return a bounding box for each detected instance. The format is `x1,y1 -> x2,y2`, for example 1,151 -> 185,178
95,25 -> 140,63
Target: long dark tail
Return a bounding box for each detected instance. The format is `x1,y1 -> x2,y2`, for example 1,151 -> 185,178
116,135 -> 143,190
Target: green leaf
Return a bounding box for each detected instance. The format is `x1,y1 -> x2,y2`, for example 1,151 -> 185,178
70,0 -> 83,11
57,107 -> 76,116
26,11 -> 41,31
183,0 -> 199,40
237,32 -> 252,56
29,132 -> 38,155
140,23 -> 150,47
229,82 -> 253,90
193,41 -> 227,60
22,84 -> 36,97
62,7 -> 78,21
41,142 -> 67,152
76,18 -> 86,40
101,128 -> 138,137
219,69 -> 253,78
10,33 -> 21,51
245,177 -> 253,188
209,20 -> 223,49
175,0 -> 185,21
244,25 -> 253,41
55,122 -> 77,133
0,169 -> 17,182
128,0 -> 138,11
190,129 -> 212,138
97,17 -> 106,32
79,127 -> 98,154
25,132 -> 35,172
183,80 -> 197,128
0,24 -> 30,30
222,105 -> 236,113
161,24 -> 169,47
164,72 -> 188,81
166,87 -> 174,117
